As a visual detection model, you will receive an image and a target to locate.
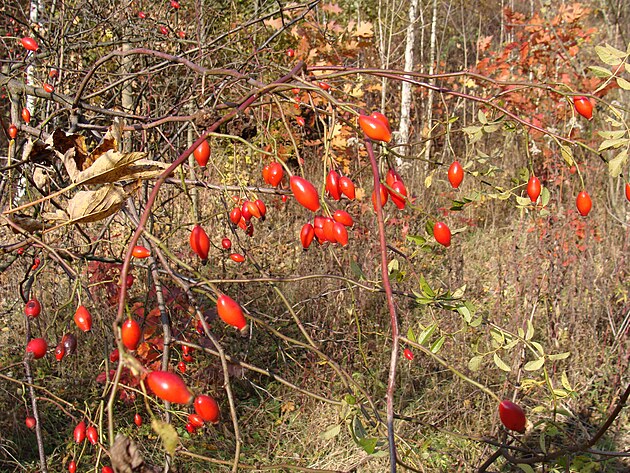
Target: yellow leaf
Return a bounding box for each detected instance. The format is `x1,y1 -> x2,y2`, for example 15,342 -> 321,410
151,419 -> 179,456
353,22 -> 373,39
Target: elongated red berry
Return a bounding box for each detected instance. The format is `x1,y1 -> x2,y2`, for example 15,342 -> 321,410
499,399 -> 526,432
190,225 -> 210,261
433,222 -> 451,247
300,223 -> 315,249
573,96 -> 593,120
576,190 -> 592,216
74,305 -> 92,332
527,176 -> 541,203
194,394 -> 220,423
216,295 -> 247,330
290,176 -> 320,212
146,371 -> 193,404
448,161 -> 464,188
132,245 -> 151,258
193,140 -> 210,167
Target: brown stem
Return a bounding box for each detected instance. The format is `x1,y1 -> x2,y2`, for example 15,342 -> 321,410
364,139 -> 399,472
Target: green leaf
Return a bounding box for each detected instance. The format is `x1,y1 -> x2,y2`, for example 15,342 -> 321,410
517,464 -> 536,473
350,260 -> 366,281
493,353 -> 511,372
608,150 -> 628,178
456,304 -> 472,324
595,44 -> 626,65
531,341 -> 545,356
451,284 -> 467,299
561,371 -> 572,391
560,145 -> 574,166
387,259 -> 399,274
490,329 -> 505,346
478,110 -> 488,124
540,187 -> 550,207
598,130 -> 626,140
151,419 -> 179,456
548,352 -> 571,361
351,416 -> 367,439
598,138 -> 627,151
321,424 -> 341,440
430,336 -> 445,354
424,169 -> 435,188
407,327 -> 416,343
588,65 -> 613,78
525,320 -> 535,341
524,357 -> 545,371
515,195 -> 531,206
406,234 -> 426,245
418,324 -> 437,346
419,275 -> 435,298
358,437 -> 378,454
468,355 -> 483,371
344,394 -> 356,405
616,77 -> 630,90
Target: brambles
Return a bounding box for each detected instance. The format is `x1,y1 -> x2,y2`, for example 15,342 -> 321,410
216,294 -> 247,330
24,299 -> 41,318
448,161 -> 464,188
121,319 -> 141,350
290,176 -> 320,211
26,338 -> 48,359
146,371 -> 193,404
433,222 -> 452,247
132,245 -> 151,258
193,140 -> 210,167
498,400 -> 526,432
190,225 -> 210,261
194,394 -> 220,423
576,191 -> 592,216
573,96 -> 593,120
527,176 -> 541,203
74,305 -> 92,332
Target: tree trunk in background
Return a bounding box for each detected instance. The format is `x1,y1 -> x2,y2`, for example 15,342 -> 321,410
423,0 -> 438,169
396,0 -> 419,165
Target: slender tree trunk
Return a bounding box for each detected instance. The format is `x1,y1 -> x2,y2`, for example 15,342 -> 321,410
397,0 -> 419,163
423,0 -> 438,168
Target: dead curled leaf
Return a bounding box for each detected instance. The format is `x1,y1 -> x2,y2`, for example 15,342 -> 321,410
64,148 -> 148,185
42,184 -> 131,225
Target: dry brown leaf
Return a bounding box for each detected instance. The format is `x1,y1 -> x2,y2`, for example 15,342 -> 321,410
65,185 -> 128,224
64,148 -> 147,185
353,22 -> 374,38
263,17 -> 284,30
6,214 -> 50,233
121,159 -> 170,180
49,129 -> 88,163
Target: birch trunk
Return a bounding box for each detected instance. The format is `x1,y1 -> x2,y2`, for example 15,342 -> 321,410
396,0 -> 419,164
423,0 -> 438,169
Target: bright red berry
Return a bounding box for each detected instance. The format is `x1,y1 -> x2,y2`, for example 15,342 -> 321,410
498,400 -> 526,432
